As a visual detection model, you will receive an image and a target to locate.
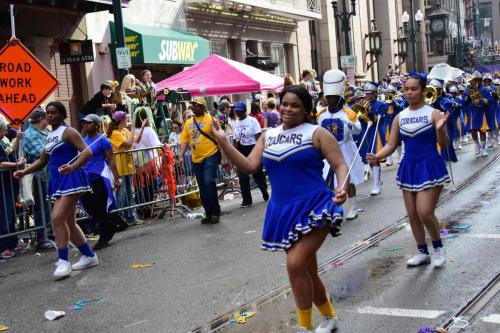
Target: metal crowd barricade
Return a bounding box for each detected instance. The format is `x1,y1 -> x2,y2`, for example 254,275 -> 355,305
111,145 -> 188,219
0,166 -> 49,244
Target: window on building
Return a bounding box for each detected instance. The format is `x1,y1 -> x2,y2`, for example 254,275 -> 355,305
426,34 -> 434,54
424,0 -> 432,8
210,40 -> 228,58
271,43 -> 285,76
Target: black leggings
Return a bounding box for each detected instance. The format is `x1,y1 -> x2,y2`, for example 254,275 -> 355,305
81,177 -> 117,240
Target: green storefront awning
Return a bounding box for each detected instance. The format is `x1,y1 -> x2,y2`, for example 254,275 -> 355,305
110,22 -> 210,65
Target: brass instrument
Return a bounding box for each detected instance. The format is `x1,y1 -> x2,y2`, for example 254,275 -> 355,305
352,101 -> 371,120
424,86 -> 438,105
111,80 -> 120,89
385,93 -> 395,103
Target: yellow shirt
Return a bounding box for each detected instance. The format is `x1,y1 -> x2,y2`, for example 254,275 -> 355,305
109,128 -> 135,176
180,113 -> 218,163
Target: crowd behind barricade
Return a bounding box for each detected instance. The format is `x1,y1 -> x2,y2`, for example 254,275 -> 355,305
2,64 -> 500,266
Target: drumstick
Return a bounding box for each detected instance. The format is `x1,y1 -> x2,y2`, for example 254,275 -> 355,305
339,122 -> 373,191
370,115 -> 381,154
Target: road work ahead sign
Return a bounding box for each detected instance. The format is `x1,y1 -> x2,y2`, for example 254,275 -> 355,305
0,39 -> 59,127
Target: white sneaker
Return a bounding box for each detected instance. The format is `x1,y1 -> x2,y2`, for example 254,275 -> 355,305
54,259 -> 71,279
385,156 -> 393,166
475,146 -> 481,158
346,207 -> 358,220
406,253 -> 431,267
297,328 -> 314,333
481,149 -> 489,157
315,316 -> 338,333
457,144 -> 463,150
370,187 -> 381,195
72,254 -> 99,271
431,247 -> 446,268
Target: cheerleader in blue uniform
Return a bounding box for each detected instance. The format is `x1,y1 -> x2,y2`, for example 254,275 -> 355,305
14,102 -> 98,280
363,81 -> 388,195
212,85 -> 348,333
368,76 -> 450,268
428,78 -> 458,162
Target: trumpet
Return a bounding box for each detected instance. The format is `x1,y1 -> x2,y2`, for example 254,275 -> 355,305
352,101 -> 371,120
111,80 -> 120,89
385,93 -> 395,103
424,86 -> 438,105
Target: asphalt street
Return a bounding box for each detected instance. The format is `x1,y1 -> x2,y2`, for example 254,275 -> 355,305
0,142 -> 499,333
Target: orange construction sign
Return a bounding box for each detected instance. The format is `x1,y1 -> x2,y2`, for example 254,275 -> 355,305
0,38 -> 59,127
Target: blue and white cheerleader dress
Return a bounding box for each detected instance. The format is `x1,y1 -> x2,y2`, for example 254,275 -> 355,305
45,125 -> 91,200
397,105 -> 450,191
261,123 -> 343,252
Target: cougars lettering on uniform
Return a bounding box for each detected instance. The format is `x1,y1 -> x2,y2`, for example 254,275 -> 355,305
266,133 -> 303,147
400,116 -> 429,125
45,136 -> 59,145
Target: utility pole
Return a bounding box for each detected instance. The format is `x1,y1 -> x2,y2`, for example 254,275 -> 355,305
112,0 -> 128,81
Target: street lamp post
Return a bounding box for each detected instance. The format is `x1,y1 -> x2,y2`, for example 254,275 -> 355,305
331,0 -> 357,56
401,0 -> 424,72
394,27 -> 408,66
366,20 -> 383,70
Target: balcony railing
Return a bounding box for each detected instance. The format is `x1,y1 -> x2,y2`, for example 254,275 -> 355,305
187,0 -> 322,19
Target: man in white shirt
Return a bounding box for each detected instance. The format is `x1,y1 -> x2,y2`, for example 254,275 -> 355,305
232,101 -> 269,208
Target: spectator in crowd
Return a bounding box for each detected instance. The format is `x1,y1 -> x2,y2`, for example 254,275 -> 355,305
132,107 -> 160,218
250,102 -> 264,128
385,64 -> 394,77
179,98 -> 226,224
80,81 -> 117,118
227,104 -> 237,134
262,98 -> 281,128
139,69 -> 156,109
217,100 -> 232,131
0,119 -> 23,259
232,101 -> 269,208
183,109 -> 194,123
121,74 -> 143,113
101,115 -> 112,134
284,74 -> 295,90
107,111 -> 146,225
22,108 -> 53,249
168,121 -> 183,143
81,114 -> 127,250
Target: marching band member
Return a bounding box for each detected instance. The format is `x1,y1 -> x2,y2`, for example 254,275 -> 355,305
494,78 -> 500,141
352,89 -> 372,180
363,81 -> 388,195
383,84 -> 402,166
344,86 -> 356,107
466,71 -> 492,157
482,73 -> 499,147
367,75 -> 449,268
458,84 -> 471,143
427,79 -> 457,162
448,85 -> 464,150
318,70 -> 365,221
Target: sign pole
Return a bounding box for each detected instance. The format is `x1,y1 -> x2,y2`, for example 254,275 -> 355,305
112,0 -> 129,82
9,4 -> 16,40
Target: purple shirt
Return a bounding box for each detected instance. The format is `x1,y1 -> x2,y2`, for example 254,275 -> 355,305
263,110 -> 280,128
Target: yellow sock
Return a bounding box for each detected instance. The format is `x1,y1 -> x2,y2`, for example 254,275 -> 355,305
297,308 -> 313,329
317,300 -> 336,318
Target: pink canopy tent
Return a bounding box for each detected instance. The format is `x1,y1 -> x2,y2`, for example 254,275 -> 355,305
155,54 -> 284,97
